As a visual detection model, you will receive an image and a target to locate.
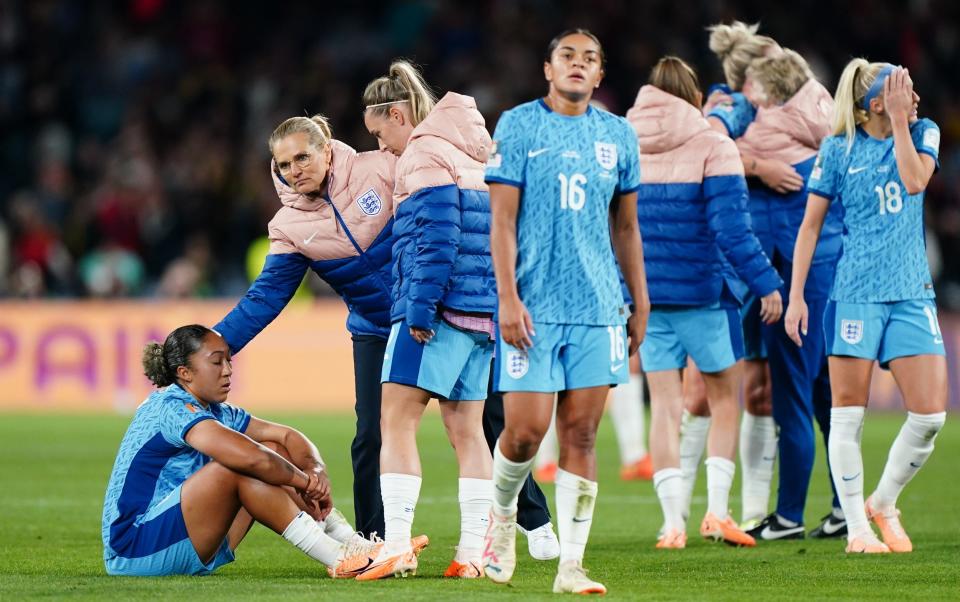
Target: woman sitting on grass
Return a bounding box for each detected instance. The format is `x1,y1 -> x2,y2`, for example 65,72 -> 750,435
101,324 -> 379,577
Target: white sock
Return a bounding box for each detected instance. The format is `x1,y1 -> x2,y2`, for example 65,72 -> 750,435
555,468 -> 598,564
871,411 -> 946,512
457,478 -> 492,561
828,406 -> 868,538
493,440 -> 535,517
321,508 -> 358,543
610,373 -> 647,464
282,511 -> 344,567
381,473 -> 421,554
653,467 -> 685,532
705,456 -> 736,519
535,405 -> 559,469
679,411 -> 711,517
739,412 -> 777,522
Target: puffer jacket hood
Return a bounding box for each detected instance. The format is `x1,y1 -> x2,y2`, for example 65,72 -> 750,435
408,92 -> 492,165
737,79 -> 834,164
627,85 -> 710,155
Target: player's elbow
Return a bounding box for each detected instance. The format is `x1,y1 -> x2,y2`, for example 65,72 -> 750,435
903,179 -> 926,196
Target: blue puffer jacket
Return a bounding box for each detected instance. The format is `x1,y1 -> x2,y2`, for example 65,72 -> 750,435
735,79 -> 843,299
215,140 -> 397,352
390,92 -> 496,328
626,86 -> 782,307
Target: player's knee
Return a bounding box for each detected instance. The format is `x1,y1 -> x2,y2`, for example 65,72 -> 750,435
906,411 -> 946,442
559,424 -> 597,454
744,383 -> 771,414
501,425 -> 545,459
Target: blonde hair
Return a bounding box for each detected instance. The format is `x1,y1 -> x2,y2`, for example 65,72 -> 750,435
708,21 -> 778,91
746,49 -> 813,105
832,58 -> 886,149
363,60 -> 436,126
268,114 -> 333,154
649,56 -> 701,108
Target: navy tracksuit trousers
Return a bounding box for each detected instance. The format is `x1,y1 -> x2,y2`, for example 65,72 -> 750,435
762,258 -> 840,524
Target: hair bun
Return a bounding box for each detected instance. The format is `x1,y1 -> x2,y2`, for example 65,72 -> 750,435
708,21 -> 759,59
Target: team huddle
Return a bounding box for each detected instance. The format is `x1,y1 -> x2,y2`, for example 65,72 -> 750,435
100,21 -> 947,595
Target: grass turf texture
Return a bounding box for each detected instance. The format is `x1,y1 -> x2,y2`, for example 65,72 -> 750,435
1,412 -> 958,600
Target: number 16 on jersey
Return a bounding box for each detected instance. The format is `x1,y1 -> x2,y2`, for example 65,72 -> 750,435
559,173 -> 587,211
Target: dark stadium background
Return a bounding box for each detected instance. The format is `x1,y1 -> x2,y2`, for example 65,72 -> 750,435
2,0 -> 958,304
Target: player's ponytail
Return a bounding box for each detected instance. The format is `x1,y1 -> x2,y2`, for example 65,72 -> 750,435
142,324 -> 214,388
707,20 -> 778,91
832,58 -> 884,151
363,59 -> 436,126
268,114 -> 333,155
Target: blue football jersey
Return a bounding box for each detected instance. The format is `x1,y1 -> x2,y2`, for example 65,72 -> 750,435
706,90 -> 757,139
485,99 -> 641,326
102,385 -> 250,559
808,118 -> 940,303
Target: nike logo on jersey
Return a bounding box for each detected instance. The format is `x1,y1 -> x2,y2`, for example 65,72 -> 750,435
841,472 -> 861,481
848,166 -> 869,174
528,148 -> 550,158
303,231 -> 320,245
611,363 -> 624,373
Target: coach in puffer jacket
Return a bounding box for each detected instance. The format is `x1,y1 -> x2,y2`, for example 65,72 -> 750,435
390,92 -> 497,327
214,137 -> 396,538
626,84 -> 781,306
216,139 -> 395,345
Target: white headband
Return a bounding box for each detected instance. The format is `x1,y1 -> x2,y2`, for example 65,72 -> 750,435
365,99 -> 410,109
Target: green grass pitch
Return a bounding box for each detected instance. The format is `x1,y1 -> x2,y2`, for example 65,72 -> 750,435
1,411 -> 958,600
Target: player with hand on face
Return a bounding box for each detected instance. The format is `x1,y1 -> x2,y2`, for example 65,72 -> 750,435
786,60 -> 946,554
483,29 -> 649,595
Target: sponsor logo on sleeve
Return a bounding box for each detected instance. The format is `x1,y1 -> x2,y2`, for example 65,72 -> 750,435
923,128 -> 940,154
487,140 -> 502,168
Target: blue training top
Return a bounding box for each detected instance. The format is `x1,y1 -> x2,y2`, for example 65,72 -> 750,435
485,99 -> 641,326
102,385 -> 250,562
808,119 -> 940,303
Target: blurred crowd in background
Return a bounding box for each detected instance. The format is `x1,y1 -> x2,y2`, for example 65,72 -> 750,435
2,0 -> 959,306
